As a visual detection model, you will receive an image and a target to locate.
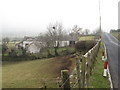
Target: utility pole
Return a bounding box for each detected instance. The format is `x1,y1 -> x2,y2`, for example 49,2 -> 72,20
99,0 -> 102,38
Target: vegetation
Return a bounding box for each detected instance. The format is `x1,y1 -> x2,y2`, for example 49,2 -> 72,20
2,43 -> 8,56
2,38 -> 97,88
75,40 -> 96,54
2,46 -> 75,61
111,32 -> 120,41
45,22 -> 66,56
110,29 -> 120,41
79,35 -> 95,41
2,55 -> 76,88
7,42 -> 16,49
2,37 -> 10,44
89,43 -> 110,88
2,37 -> 97,61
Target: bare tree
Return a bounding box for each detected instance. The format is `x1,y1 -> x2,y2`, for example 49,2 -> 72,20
72,25 -> 82,34
46,22 -> 64,56
2,37 -> 10,44
69,25 -> 82,41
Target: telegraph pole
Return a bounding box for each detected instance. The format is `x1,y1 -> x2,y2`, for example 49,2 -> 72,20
99,0 -> 102,38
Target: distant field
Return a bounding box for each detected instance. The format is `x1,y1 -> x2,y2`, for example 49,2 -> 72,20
79,36 -> 95,41
7,42 -> 16,49
111,32 -> 120,41
2,56 -> 76,88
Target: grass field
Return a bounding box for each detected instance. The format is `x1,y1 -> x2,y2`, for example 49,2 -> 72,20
89,43 -> 110,88
111,32 -> 120,41
2,55 -> 76,88
79,35 -> 95,41
7,42 -> 16,49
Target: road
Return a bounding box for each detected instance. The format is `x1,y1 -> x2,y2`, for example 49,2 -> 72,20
102,32 -> 119,89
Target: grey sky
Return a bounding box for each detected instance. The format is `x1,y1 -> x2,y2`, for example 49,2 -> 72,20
0,0 -> 119,38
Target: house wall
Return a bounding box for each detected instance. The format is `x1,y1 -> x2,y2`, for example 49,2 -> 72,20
23,41 -> 33,48
55,41 -> 69,47
60,41 -> 69,47
27,44 -> 40,53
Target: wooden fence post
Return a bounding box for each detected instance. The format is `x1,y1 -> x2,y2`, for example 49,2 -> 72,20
85,57 -> 89,88
81,56 -> 86,88
76,57 -> 81,89
87,52 -> 91,77
94,45 -> 98,57
61,70 -> 70,90
91,49 -> 96,69
89,52 -> 92,75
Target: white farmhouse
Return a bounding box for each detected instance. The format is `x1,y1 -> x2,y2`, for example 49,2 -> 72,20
15,36 -> 46,54
55,41 -> 70,47
26,42 -> 41,53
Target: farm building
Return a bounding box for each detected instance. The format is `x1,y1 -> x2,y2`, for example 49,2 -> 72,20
55,41 -> 69,47
54,40 -> 76,47
15,35 -> 77,53
26,42 -> 45,53
15,36 -> 46,53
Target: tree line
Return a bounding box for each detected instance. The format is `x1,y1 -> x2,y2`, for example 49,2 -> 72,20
2,22 -> 100,58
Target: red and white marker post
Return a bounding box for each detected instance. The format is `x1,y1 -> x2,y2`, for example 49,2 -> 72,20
102,51 -> 105,61
103,61 -> 108,77
102,45 -> 108,77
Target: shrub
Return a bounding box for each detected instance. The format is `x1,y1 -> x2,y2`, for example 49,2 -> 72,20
2,44 -> 8,55
75,41 -> 86,52
75,40 -> 96,53
86,40 -> 96,50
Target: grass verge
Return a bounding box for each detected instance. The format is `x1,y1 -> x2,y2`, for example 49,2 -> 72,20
111,32 -> 120,41
89,42 -> 110,88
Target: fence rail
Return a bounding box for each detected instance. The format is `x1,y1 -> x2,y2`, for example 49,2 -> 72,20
61,39 -> 101,89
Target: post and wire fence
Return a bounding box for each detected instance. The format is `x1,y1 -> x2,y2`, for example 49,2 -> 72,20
60,39 -> 101,89
38,39 -> 101,89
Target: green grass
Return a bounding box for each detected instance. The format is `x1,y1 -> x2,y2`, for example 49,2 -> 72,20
111,32 -> 120,41
7,42 -> 16,49
79,36 -> 95,41
89,43 -> 110,88
33,47 -> 75,58
2,56 -> 76,88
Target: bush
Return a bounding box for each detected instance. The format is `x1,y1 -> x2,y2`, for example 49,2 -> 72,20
86,41 -> 96,50
60,49 -> 70,56
2,44 -> 8,55
75,40 -> 96,53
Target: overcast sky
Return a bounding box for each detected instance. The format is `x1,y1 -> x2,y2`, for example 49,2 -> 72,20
0,0 -> 119,38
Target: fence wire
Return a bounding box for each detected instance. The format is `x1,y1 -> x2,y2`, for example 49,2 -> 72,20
60,68 -> 77,88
